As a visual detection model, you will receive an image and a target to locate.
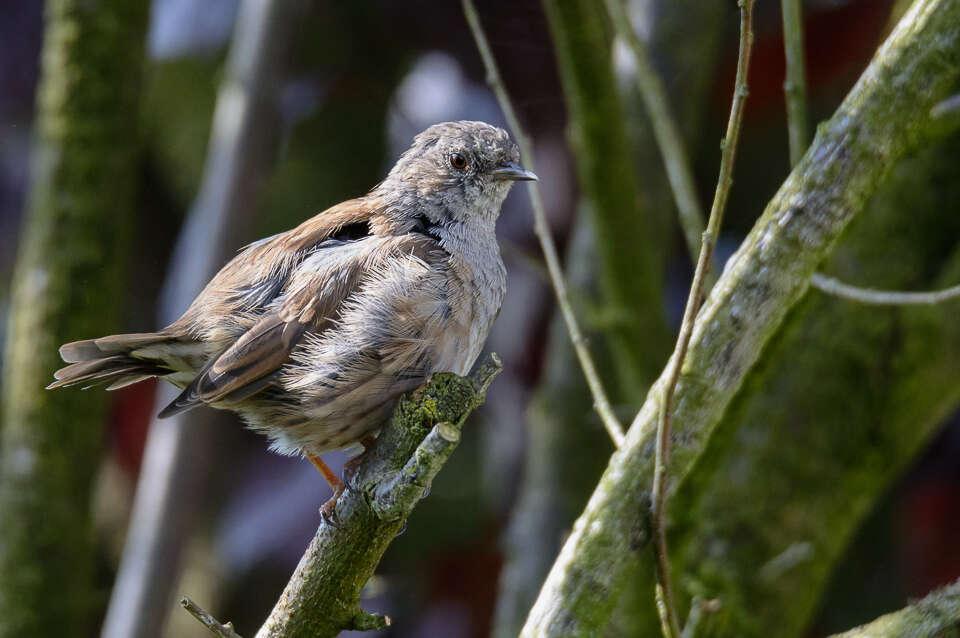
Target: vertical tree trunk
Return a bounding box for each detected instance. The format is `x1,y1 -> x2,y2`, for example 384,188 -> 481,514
0,1 -> 147,636
541,0 -> 671,396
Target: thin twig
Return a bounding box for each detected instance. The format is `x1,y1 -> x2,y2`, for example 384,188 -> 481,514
651,3 -> 755,637
602,0 -> 708,269
782,0 -> 809,166
782,1 -> 956,308
810,273 -> 960,305
462,0 -> 625,448
181,597 -> 244,638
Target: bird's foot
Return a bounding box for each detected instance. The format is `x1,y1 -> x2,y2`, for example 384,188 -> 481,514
306,450 -> 346,523
319,482 -> 346,523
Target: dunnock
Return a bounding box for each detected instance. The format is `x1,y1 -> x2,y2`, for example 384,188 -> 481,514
49,120 -> 536,496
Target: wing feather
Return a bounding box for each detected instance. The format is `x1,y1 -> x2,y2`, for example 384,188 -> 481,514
159,233 -> 443,418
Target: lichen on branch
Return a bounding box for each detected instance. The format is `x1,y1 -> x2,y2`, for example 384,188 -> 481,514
827,578 -> 960,637
184,356 -> 501,638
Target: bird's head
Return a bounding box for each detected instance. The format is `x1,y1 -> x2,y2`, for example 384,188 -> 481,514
379,121 -> 537,224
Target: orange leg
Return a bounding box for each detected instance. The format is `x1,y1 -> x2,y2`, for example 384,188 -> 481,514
306,451 -> 345,518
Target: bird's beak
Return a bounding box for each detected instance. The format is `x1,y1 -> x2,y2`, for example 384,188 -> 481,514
492,161 -> 539,182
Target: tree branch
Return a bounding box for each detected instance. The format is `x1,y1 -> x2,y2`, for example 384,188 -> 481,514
782,0 -> 809,166
520,1 -> 960,635
180,598 -> 243,638
653,130 -> 960,636
462,0 -> 625,447
810,272 -> 960,304
827,579 -> 960,637
651,4 -> 755,635
197,356 -> 503,638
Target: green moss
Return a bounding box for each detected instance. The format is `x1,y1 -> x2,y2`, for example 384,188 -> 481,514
655,127 -> 960,638
253,362 -> 497,637
828,579 -> 960,637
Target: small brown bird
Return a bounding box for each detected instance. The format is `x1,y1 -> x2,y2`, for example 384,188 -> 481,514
49,120 -> 535,498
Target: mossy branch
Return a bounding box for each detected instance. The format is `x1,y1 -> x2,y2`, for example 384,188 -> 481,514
520,1 -> 960,635
627,125 -> 960,636
827,579 -> 960,637
182,357 -> 501,638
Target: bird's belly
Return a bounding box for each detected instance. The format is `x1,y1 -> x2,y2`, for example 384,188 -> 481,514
236,272 -> 502,457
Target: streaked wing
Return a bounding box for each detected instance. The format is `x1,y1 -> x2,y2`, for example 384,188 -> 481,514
167,197 -> 384,338
159,233 -> 442,418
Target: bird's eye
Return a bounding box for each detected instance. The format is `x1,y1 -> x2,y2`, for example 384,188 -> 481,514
449,153 -> 467,169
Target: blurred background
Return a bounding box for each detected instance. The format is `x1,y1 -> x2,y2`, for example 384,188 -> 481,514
1,1 -> 959,637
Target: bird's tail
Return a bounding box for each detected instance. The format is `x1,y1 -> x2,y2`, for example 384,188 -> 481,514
47,332 -> 176,391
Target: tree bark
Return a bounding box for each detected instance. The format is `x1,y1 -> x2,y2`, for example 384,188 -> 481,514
520,1 -> 960,635
827,578 -> 960,638
639,131 -> 960,637
0,1 -> 147,636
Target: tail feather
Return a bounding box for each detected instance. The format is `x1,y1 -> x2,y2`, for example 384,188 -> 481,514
105,375 -> 154,391
59,332 -> 171,363
49,332 -> 176,390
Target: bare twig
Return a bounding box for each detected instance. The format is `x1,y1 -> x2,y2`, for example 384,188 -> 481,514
782,1 -> 958,308
782,0 -> 809,166
180,598 -> 244,638
680,597 -> 721,638
602,0 -> 707,268
651,2 -> 755,636
462,0 -> 625,447
810,273 -> 960,305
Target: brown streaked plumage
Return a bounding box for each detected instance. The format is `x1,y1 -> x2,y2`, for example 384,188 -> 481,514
49,121 -> 536,466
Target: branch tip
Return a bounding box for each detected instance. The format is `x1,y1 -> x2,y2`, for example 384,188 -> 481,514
435,421 -> 460,443
349,609 -> 392,631
180,596 -> 243,638
470,352 -> 503,396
